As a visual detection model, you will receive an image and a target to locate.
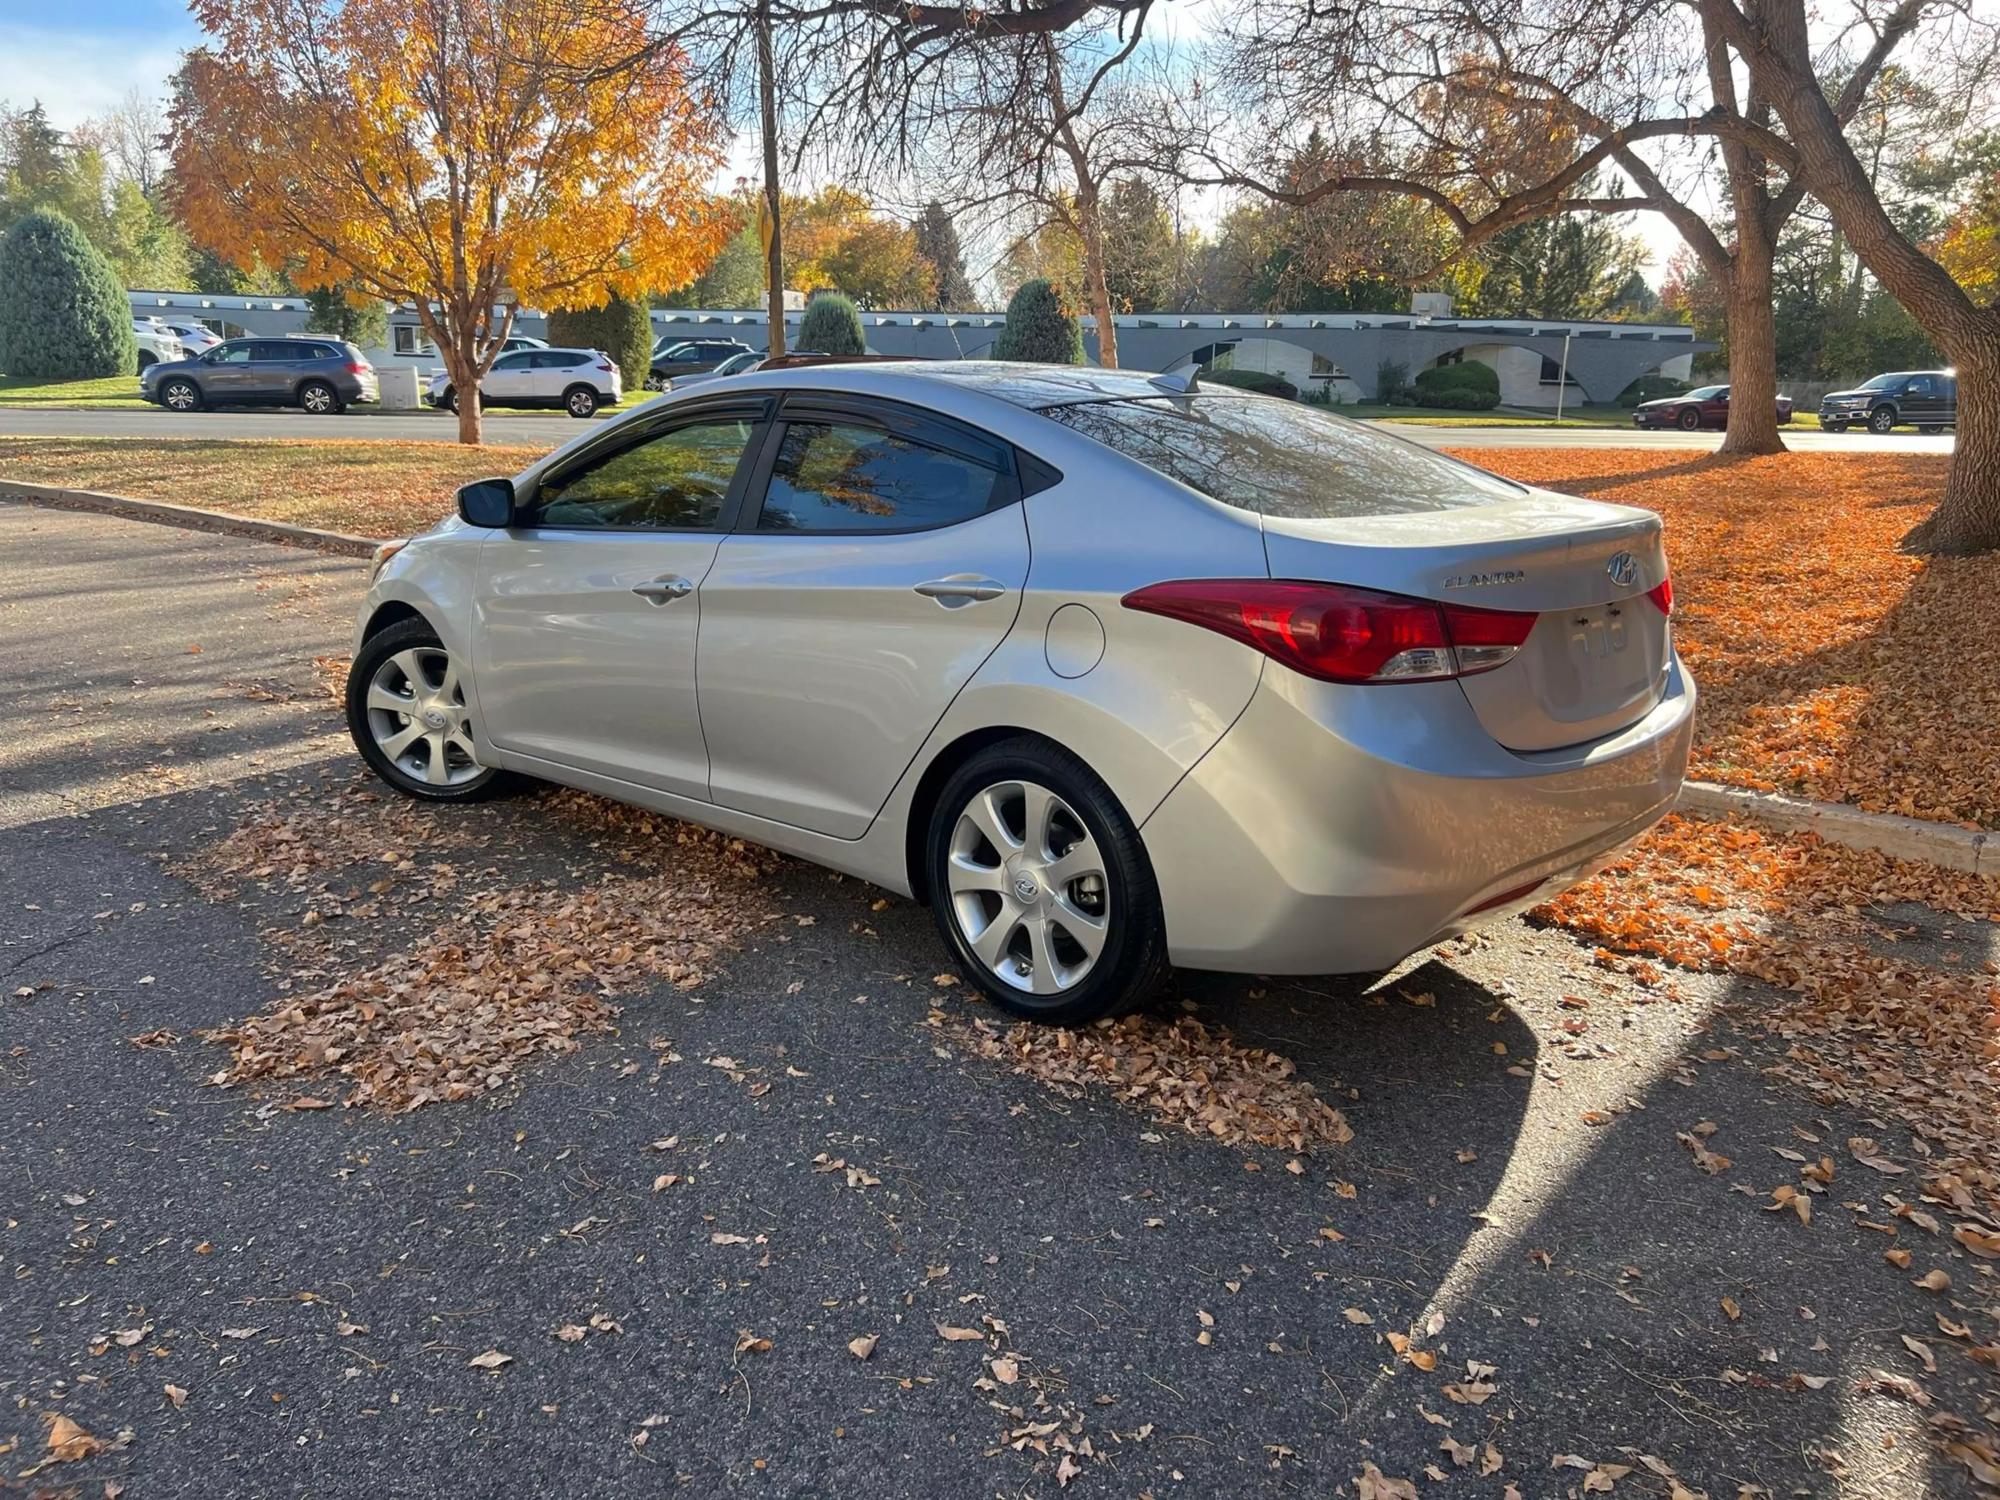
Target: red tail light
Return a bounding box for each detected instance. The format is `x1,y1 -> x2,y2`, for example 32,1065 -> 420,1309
1645,576 -> 1673,615
346,361 -> 370,375
1122,579 -> 1538,684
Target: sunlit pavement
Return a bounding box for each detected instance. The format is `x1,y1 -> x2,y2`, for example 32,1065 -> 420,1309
0,404 -> 1961,454
1,501 -> 1988,1497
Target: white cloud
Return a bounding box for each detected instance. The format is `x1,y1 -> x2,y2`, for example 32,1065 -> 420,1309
0,24 -> 192,130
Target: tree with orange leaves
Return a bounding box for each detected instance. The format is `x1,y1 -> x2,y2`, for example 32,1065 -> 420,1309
169,0 -> 732,444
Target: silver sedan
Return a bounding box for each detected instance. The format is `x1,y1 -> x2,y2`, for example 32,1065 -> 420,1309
348,362 -> 1694,1023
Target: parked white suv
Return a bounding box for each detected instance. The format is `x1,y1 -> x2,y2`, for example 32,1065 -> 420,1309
426,347 -> 622,418
132,318 -> 184,374
159,319 -> 223,358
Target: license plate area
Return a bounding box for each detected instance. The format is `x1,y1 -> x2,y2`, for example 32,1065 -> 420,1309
1566,603 -> 1631,662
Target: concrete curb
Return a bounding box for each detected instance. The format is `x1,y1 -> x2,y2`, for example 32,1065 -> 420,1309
0,478 -> 380,559
1678,780 -> 1993,876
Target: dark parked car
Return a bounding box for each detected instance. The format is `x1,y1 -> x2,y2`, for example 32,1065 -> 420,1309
141,337 -> 379,414
1632,384 -> 1793,430
645,337 -> 755,390
1818,370 -> 1957,433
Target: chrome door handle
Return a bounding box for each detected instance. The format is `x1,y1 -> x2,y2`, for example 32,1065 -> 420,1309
632,575 -> 694,604
914,575 -> 1007,605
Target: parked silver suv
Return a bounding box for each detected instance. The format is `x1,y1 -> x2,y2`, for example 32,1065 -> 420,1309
141,337 -> 379,414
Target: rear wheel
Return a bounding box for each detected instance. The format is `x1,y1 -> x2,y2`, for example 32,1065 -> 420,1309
1868,405 -> 1897,434
160,378 -> 201,412
1820,420 -> 1848,433
1918,424 -> 1943,435
926,739 -> 1169,1025
564,384 -> 599,418
299,379 -> 344,415
643,371 -> 667,391
1675,407 -> 1701,431
346,618 -> 511,802
438,386 -> 458,414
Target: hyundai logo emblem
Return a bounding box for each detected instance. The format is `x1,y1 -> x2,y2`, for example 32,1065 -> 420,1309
1605,551 -> 1638,588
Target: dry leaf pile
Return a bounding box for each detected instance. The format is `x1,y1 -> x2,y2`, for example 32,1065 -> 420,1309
943,1010 -> 1354,1152
1457,448 -> 1999,828
189,779 -> 774,1110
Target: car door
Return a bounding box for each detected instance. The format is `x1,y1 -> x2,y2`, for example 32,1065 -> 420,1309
243,341 -> 300,401
202,342 -> 257,400
472,401 -> 769,799
533,349 -> 588,400
1902,375 -> 1940,423
696,395 -> 1032,838
482,350 -> 537,406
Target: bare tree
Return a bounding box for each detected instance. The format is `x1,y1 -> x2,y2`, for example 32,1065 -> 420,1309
102,88 -> 168,197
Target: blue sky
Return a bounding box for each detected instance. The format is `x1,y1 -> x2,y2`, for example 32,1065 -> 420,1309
0,3 -> 200,128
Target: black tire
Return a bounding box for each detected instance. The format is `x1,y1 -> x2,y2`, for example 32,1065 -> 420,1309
137,351 -> 156,374
1675,406 -> 1701,430
160,377 -> 201,412
1918,425 -> 1942,435
564,384 -> 599,419
644,371 -> 667,391
925,737 -> 1169,1025
299,379 -> 344,415
438,386 -> 458,414
1868,404 -> 1897,434
346,618 -> 513,802
1820,420 -> 1847,433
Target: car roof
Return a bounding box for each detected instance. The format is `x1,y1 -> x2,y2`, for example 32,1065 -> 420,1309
721,360 -> 1173,411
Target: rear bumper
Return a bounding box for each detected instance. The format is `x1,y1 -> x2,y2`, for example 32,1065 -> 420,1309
1141,656 -> 1696,974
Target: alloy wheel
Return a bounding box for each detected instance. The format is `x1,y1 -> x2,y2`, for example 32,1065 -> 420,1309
302,383 -> 335,414
567,389 -> 596,417
945,780 -> 1110,995
363,646 -> 484,788
1870,407 -> 1895,434
163,381 -> 197,411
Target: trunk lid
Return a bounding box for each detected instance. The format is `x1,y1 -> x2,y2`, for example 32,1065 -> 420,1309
1261,489 -> 1672,752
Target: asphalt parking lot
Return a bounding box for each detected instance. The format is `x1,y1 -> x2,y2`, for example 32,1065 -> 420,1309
3,501 -> 1992,1497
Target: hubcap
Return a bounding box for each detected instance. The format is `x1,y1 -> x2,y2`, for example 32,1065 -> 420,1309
305,387 -> 331,412
166,384 -> 193,409
364,646 -> 484,787
569,392 -> 592,415
946,780 -> 1110,995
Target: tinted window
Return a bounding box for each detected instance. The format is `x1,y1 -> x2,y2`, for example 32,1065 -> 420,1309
669,345 -> 704,363
248,342 -> 294,361
533,350 -> 587,368
1906,376 -> 1934,396
1041,396 -> 1521,519
492,351 -> 534,371
757,421 -> 1003,533
1861,373 -> 1907,390
211,344 -> 252,363
534,417 -> 756,530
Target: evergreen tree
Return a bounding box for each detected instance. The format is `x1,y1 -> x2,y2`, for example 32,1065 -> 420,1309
913,201 -> 975,311
797,291 -> 867,354
992,278 -> 1083,363
303,283 -> 391,349
0,207 -> 136,378
547,291 -> 655,388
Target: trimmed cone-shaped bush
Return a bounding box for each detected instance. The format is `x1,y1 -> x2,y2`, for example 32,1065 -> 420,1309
797,292 -> 866,355
548,291 -> 654,391
0,208 -> 137,380
993,278 -> 1083,364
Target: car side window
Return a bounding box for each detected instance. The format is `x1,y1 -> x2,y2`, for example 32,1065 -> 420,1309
532,417 -> 758,530
248,342 -> 290,361
212,344 -> 252,363
1906,376 -> 1933,396
532,351 -> 584,368
670,345 -> 703,363
755,420 -> 1004,534
492,351 -> 534,372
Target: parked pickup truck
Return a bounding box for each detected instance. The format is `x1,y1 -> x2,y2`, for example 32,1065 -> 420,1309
1818,370 -> 1957,433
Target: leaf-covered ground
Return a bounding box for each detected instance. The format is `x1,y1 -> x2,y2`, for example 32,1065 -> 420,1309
1453,448 -> 1991,827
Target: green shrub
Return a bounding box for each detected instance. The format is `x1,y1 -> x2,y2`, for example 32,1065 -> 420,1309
1202,367 -> 1298,400
1375,358 -> 1410,402
0,208 -> 136,380
548,291 -> 654,390
992,278 -> 1084,364
1412,360 -> 1500,410
797,292 -> 866,356
1617,373 -> 1692,407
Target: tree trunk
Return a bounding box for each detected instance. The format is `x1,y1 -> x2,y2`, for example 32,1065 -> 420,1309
441,345 -> 483,446
1075,194 -> 1118,368
1719,256 -> 1786,456
1900,337 -> 2000,555
455,381 -> 483,446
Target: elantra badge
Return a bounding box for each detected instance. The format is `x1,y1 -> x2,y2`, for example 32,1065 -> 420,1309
1605,551 -> 1638,587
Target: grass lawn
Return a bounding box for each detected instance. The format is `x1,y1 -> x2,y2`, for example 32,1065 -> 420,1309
1339,401 -> 1636,428
0,373 -> 149,408
0,436 -> 530,537
1,434 -> 1989,828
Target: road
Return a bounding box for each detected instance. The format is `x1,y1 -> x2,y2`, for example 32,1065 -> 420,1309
0,404 -> 1961,453
1,500 -> 1988,1496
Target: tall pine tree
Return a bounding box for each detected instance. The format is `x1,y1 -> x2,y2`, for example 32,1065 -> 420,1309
914,201 -> 976,312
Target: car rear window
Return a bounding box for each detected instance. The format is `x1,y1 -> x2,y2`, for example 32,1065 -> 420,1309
1040,395 -> 1523,519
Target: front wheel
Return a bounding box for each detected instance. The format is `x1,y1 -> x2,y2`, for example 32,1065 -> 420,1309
346,619 -> 511,802
926,739 -> 1169,1025
1868,405 -> 1897,434
160,378 -> 201,412
1820,420 -> 1847,433
299,379 -> 344,415
564,385 -> 599,418
437,386 -> 458,414
1918,425 -> 1943,435
1676,407 -> 1701,430
643,372 -> 667,391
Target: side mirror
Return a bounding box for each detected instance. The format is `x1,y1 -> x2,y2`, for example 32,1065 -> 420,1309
457,477 -> 516,528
